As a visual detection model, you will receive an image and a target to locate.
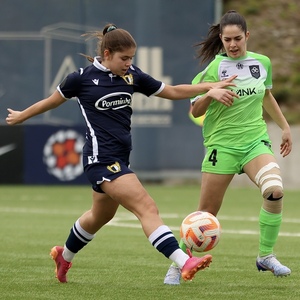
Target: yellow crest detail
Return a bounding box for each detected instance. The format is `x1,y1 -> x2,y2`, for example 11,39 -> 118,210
121,74 -> 134,85
107,161 -> 121,173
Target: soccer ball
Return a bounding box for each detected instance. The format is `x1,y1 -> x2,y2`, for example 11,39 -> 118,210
180,211 -> 221,252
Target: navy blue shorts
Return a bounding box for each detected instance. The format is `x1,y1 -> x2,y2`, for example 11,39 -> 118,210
84,156 -> 134,193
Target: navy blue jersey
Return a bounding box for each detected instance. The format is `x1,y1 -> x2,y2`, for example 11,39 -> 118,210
57,57 -> 164,166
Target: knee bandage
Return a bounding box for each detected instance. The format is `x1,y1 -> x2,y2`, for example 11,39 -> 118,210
255,162 -> 283,200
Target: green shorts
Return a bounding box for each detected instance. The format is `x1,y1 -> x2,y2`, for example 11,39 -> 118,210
202,133 -> 274,174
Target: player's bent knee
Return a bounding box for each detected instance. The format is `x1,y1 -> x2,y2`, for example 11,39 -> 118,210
267,188 -> 283,201
255,162 -> 283,200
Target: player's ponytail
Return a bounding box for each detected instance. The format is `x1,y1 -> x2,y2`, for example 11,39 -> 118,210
195,24 -> 222,64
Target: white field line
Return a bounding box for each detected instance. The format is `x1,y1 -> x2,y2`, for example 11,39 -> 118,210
107,214 -> 300,237
1,208 -> 300,237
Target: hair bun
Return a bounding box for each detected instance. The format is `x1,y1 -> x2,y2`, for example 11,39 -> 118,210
104,25 -> 117,35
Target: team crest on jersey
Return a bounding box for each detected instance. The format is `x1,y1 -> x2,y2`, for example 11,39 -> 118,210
107,161 -> 121,173
121,74 -> 134,85
220,69 -> 229,79
249,65 -> 260,79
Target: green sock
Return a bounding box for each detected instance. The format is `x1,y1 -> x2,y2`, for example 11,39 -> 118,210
172,239 -> 188,267
259,208 -> 282,257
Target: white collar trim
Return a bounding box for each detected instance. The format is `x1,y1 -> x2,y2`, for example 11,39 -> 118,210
93,56 -> 111,72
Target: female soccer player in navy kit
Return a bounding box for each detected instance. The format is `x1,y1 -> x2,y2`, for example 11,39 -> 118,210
6,24 -> 237,283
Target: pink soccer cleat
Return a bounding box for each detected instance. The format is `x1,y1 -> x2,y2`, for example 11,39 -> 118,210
50,246 -> 72,283
181,249 -> 212,281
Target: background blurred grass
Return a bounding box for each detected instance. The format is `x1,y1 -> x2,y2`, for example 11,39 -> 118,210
0,185 -> 299,299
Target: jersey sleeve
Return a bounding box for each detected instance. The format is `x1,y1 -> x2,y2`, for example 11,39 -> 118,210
190,61 -> 220,104
263,56 -> 272,89
57,70 -> 81,99
131,65 -> 164,96
190,71 -> 205,104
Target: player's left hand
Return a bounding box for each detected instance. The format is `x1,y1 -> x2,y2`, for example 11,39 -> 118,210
280,129 -> 292,157
207,88 -> 239,107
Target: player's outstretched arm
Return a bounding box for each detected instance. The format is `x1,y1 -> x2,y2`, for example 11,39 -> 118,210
157,75 -> 237,100
6,90 -> 66,125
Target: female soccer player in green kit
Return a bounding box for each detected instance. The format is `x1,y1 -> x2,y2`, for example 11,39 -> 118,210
164,10 -> 292,285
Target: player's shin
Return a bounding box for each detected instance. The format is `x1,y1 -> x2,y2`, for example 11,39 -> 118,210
258,208 -> 282,257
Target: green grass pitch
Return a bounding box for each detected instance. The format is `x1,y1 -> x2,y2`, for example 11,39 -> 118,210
0,184 -> 299,300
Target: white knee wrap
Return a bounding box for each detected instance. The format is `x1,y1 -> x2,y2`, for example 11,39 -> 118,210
255,162 -> 283,199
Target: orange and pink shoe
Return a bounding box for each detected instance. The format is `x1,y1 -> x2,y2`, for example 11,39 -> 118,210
181,249 -> 212,281
50,246 -> 72,283
164,249 -> 212,285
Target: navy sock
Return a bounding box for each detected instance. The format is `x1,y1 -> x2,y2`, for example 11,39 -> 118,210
148,225 -> 179,258
65,219 -> 95,253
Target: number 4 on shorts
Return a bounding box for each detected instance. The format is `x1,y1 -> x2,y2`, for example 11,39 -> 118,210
208,149 -> 217,166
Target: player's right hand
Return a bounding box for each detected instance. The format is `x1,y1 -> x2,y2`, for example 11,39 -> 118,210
211,75 -> 238,89
6,108 -> 23,125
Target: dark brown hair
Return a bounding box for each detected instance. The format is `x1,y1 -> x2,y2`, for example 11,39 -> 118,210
195,10 -> 248,63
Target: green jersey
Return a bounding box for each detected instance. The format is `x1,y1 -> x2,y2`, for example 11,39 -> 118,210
192,51 -> 272,148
